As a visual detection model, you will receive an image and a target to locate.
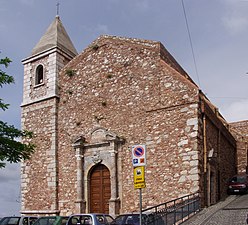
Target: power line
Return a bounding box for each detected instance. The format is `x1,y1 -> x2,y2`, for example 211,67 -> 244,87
181,0 -> 201,88
208,96 -> 248,100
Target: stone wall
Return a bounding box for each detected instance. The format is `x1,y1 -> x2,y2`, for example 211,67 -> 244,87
21,98 -> 59,214
21,35 -> 238,216
198,99 -> 236,206
56,35 -> 201,214
230,120 -> 248,173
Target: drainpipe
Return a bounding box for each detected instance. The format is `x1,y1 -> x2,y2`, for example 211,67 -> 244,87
203,113 -> 208,207
217,129 -> 221,201
246,142 -> 248,174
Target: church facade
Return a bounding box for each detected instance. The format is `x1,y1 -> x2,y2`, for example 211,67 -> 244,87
21,16 -> 243,217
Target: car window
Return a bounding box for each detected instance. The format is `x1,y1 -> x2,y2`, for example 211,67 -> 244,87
61,218 -> 68,225
67,217 -> 79,225
68,216 -> 93,225
34,218 -> 56,225
1,218 -> 20,225
96,216 -> 104,224
105,216 -> 113,224
112,215 -> 125,224
29,218 -> 38,225
231,176 -> 246,183
22,217 -> 28,225
47,218 -> 56,225
80,216 -> 92,225
125,215 -> 140,225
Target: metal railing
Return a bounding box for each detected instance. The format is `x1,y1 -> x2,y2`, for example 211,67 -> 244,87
142,193 -> 201,225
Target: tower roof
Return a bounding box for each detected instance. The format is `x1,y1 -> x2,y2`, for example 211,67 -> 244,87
31,16 -> 78,57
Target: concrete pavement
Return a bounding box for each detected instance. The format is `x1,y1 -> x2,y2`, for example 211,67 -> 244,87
182,195 -> 248,225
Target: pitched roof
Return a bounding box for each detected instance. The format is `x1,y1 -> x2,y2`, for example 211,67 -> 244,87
31,16 -> 78,57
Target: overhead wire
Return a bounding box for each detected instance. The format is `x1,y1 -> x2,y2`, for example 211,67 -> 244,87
208,96 -> 248,100
181,0 -> 248,102
181,0 -> 201,88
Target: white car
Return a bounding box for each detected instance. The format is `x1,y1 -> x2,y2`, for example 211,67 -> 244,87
66,214 -> 114,225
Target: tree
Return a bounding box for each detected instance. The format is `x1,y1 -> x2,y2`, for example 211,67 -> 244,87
0,56 -> 34,168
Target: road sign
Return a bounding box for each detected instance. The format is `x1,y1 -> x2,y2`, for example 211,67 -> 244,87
134,166 -> 145,183
133,166 -> 146,189
132,145 -> 146,167
134,183 -> 146,189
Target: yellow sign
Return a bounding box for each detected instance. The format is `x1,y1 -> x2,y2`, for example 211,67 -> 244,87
134,182 -> 146,189
133,166 -> 146,189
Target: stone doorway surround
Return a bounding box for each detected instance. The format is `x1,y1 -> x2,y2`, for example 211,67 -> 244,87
72,127 -> 124,216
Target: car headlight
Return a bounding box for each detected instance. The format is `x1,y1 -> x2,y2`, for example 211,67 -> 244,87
240,184 -> 246,188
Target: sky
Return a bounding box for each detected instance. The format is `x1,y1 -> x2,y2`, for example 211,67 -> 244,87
0,0 -> 248,216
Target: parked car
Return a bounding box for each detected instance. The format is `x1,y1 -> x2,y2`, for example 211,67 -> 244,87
110,213 -> 150,225
0,217 -> 38,225
66,214 -> 114,225
110,213 -> 166,225
32,216 -> 68,225
145,213 -> 166,225
227,174 -> 248,194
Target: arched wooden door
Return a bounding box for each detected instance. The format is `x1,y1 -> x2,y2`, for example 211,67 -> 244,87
90,164 -> 111,213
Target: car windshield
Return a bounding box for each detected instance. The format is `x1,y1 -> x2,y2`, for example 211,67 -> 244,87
33,217 -> 57,225
112,215 -> 125,224
103,215 -> 113,224
231,176 -> 246,183
0,217 -> 21,225
112,215 -> 141,225
126,215 -> 139,224
61,218 -> 68,225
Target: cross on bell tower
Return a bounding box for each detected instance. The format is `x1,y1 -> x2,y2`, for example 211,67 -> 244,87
56,2 -> 60,16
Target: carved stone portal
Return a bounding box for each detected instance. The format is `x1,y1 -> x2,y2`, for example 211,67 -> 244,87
72,127 -> 124,216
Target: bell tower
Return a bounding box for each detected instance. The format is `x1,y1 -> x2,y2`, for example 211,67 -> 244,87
22,15 -> 77,105
21,16 -> 77,215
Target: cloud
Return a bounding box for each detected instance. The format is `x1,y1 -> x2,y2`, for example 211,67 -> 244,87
221,0 -> 248,34
134,0 -> 150,12
0,24 -> 6,32
19,0 -> 35,6
0,163 -> 21,216
79,24 -> 109,38
95,24 -> 109,34
221,99 -> 248,122
0,163 -> 20,183
222,15 -> 248,34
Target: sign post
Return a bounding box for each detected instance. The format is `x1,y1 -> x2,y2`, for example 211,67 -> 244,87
139,188 -> 142,225
132,145 -> 146,225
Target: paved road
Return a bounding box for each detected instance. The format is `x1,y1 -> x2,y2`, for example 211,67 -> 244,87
182,195 -> 248,225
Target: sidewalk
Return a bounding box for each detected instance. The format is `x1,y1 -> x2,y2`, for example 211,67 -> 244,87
182,195 -> 238,225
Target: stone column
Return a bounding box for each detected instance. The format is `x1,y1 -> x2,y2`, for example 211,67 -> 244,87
73,137 -> 86,213
109,141 -> 120,216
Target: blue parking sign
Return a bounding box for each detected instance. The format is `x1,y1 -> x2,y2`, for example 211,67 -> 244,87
133,159 -> 138,164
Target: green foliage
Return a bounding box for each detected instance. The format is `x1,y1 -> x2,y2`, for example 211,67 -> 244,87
0,55 -> 35,168
0,57 -> 13,111
0,121 -> 34,168
101,101 -> 107,107
91,44 -> 99,51
65,69 -> 76,77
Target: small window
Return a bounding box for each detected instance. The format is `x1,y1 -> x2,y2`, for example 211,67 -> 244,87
35,65 -> 44,85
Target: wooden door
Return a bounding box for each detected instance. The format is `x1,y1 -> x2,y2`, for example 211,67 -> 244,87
90,164 -> 111,213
